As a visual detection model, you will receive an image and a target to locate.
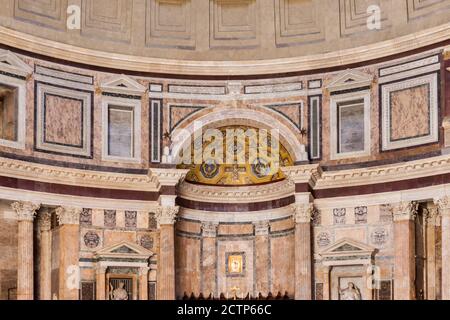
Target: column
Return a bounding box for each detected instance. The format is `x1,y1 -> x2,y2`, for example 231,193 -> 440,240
424,207 -> 439,300
139,267 -> 150,300
393,201 -> 418,300
201,222 -> 218,297
56,206 -> 81,300
96,266 -> 107,300
38,209 -> 52,300
293,203 -> 313,300
11,201 -> 40,300
435,197 -> 450,300
156,206 -> 179,300
254,221 -> 270,296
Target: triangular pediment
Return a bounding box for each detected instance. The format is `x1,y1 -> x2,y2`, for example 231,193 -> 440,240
326,70 -> 373,92
321,238 -> 375,255
0,50 -> 33,78
95,241 -> 153,259
100,74 -> 146,95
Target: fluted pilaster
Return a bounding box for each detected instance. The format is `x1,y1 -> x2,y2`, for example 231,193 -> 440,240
11,201 -> 40,300
156,206 -> 179,300
292,203 -> 314,300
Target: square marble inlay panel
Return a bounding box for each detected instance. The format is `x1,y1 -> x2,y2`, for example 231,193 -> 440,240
35,82 -> 93,158
381,72 -> 439,151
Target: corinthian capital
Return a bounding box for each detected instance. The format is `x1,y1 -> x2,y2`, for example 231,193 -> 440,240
56,207 -> 82,225
393,201 -> 418,222
155,206 -> 180,227
11,201 -> 40,222
38,209 -> 52,231
434,196 -> 450,216
292,203 -> 314,224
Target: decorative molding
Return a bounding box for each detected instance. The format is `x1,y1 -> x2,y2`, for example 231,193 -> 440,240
11,201 -> 40,222
201,222 -> 219,237
254,221 -> 270,236
392,201 -> 418,222
292,203 -> 314,224
151,168 -> 189,187
0,49 -> 33,77
281,164 -> 321,186
319,238 -> 375,266
100,74 -> 146,96
2,22 -> 449,76
56,206 -> 82,225
316,154 -> 450,189
434,196 -> 450,216
155,206 -> 180,227
326,70 -> 373,93
0,157 -> 159,191
177,179 -> 295,204
38,209 -> 52,231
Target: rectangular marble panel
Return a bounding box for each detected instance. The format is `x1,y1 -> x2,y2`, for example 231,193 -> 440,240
44,94 -> 83,147
0,85 -> 18,142
338,100 -> 365,153
108,106 -> 134,158
381,73 -> 439,150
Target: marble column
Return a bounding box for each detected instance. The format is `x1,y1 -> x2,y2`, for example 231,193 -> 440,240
201,222 -> 218,297
56,206 -> 81,300
293,203 -> 313,300
11,201 -> 40,300
139,267 -> 150,300
96,266 -> 107,300
38,209 -> 52,300
156,206 -> 179,300
435,197 -> 450,300
393,201 -> 418,300
425,207 -> 440,300
254,221 -> 270,296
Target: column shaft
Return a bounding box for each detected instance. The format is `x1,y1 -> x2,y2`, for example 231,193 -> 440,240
393,201 -> 417,300
17,220 -> 34,300
39,228 -> 52,300
157,224 -> 175,300
295,222 -> 312,300
442,213 -> 450,300
254,222 -> 270,296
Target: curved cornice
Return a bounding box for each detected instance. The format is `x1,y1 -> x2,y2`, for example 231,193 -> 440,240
0,156 -> 159,191
1,24 -> 449,76
177,179 -> 295,204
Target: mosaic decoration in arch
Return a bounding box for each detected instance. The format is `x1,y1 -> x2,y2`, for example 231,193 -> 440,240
178,126 -> 294,186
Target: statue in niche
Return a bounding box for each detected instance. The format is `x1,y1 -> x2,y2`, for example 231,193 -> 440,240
339,282 -> 362,300
110,282 -> 129,300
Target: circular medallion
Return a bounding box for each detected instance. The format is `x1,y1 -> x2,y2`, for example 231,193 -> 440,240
84,231 -> 100,249
251,158 -> 271,178
200,159 -> 219,179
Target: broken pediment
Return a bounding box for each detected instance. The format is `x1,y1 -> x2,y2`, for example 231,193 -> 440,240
0,49 -> 33,78
326,70 -> 373,92
100,74 -> 146,95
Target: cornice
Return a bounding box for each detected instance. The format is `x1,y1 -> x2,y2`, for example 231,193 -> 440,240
315,154 -> 450,189
0,23 -> 449,76
177,179 -> 295,204
151,168 -> 189,187
0,157 -> 159,191
281,164 -> 321,186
